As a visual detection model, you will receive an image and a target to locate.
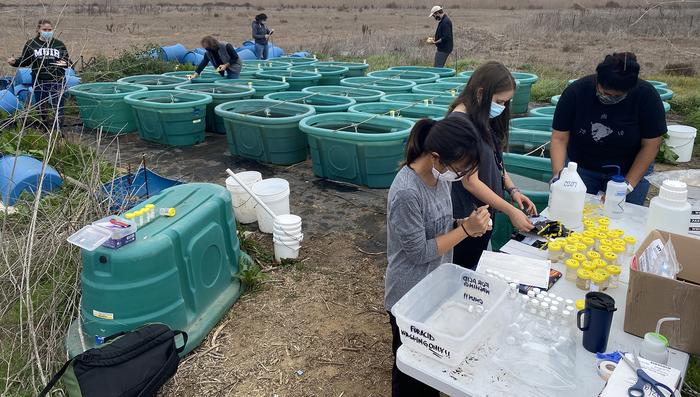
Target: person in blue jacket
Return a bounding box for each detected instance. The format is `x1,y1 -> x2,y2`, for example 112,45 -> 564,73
190,36 -> 241,80
252,14 -> 274,60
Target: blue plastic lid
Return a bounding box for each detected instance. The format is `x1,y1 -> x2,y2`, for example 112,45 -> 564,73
611,175 -> 625,183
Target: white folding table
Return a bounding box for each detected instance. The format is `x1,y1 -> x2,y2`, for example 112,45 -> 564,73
396,201 -> 690,396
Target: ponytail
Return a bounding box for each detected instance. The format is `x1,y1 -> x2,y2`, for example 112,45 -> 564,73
403,117 -> 480,178
404,119 -> 437,166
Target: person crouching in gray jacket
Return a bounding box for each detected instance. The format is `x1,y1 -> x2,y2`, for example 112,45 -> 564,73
192,36 -> 241,79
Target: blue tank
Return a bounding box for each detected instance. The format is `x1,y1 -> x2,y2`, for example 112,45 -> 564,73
269,46 -> 285,58
236,48 -> 257,61
0,89 -> 21,114
0,155 -> 63,205
161,44 -> 188,62
291,51 -> 312,58
65,68 -> 77,77
14,68 -> 32,85
13,84 -> 33,105
193,47 -> 206,55
66,75 -> 81,89
181,51 -> 205,66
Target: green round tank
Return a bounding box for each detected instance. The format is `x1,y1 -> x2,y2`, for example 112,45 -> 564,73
299,112 -> 414,188
340,76 -> 416,93
163,70 -> 224,84
412,82 -> 465,96
510,72 -> 539,114
117,74 -> 189,90
437,76 -> 470,84
215,99 -> 316,165
314,61 -> 369,77
175,83 -> 255,134
215,78 -> 290,98
367,70 -> 440,85
508,117 -> 552,155
302,85 -> 385,103
255,70 -> 322,91
656,87 -> 673,101
389,65 -> 456,78
458,70 -> 474,78
289,65 -> 349,85
69,82 -> 147,134
264,91 -> 356,113
347,101 -> 446,121
124,90 -> 212,146
381,93 -> 456,107
528,106 -> 556,118
241,60 -> 292,70
646,80 -> 668,89
275,56 -> 318,65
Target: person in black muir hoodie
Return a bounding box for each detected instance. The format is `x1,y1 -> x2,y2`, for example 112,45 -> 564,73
7,19 -> 71,130
190,36 -> 241,80
427,6 -> 453,68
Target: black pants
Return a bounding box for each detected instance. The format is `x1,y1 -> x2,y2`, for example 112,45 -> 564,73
453,230 -> 492,270
434,51 -> 450,68
389,313 -> 440,397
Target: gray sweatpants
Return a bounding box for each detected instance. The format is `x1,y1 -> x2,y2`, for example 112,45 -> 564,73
434,51 -> 451,68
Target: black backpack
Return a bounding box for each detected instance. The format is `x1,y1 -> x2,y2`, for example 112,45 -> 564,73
39,324 -> 187,397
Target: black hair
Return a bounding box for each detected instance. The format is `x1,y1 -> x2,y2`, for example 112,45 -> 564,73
255,13 -> 267,22
596,52 -> 640,92
404,118 -> 480,177
201,36 -> 218,49
448,61 -> 515,150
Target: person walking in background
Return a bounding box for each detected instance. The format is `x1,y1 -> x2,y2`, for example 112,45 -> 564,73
384,117 -> 491,396
550,52 -> 665,205
252,13 -> 274,60
190,36 -> 241,80
427,6 -> 453,68
6,19 -> 70,131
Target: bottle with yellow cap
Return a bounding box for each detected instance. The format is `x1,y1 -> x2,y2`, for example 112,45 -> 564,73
159,207 -> 176,217
575,242 -> 587,253
581,260 -> 597,273
612,244 -> 626,264
595,232 -> 608,250
593,258 -> 608,270
586,250 -> 601,261
582,236 -> 595,249
604,252 -> 618,266
583,219 -> 596,230
572,252 -> 587,263
566,236 -> 581,246
597,225 -> 609,233
597,217 -> 610,227
564,244 -> 578,261
145,204 -> 156,223
548,241 -> 563,262
606,265 -> 621,288
610,228 -> 625,238
576,269 -> 592,291
599,245 -> 613,256
565,259 -> 580,282
596,269 -> 610,289
135,209 -> 145,227
575,299 -> 585,311
590,271 -> 608,292
624,235 -> 637,256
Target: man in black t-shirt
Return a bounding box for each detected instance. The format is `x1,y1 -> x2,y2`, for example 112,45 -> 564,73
551,52 -> 666,205
428,6 -> 453,68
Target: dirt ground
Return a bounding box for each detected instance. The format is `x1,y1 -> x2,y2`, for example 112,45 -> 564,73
68,127 -> 394,396
1,5 -> 699,77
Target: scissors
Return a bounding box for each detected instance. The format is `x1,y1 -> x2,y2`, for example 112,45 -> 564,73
622,353 -> 675,397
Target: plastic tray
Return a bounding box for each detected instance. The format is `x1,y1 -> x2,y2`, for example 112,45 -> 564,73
391,264 -> 508,366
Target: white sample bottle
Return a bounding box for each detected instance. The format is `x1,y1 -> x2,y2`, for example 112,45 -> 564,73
549,162 -> 587,230
646,180 -> 692,235
602,165 -> 628,219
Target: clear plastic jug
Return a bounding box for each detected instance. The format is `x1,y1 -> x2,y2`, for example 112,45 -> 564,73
646,179 -> 692,235
549,162 -> 587,230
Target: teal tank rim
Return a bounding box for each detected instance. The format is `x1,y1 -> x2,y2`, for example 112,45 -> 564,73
117,74 -> 189,88
302,85 -> 385,99
347,101 -> 447,119
174,83 -> 255,98
299,111 -> 414,142
215,78 -> 290,90
124,89 -> 213,108
367,70 -> 440,84
255,70 -> 322,80
288,65 -> 349,75
241,60 -> 292,69
68,82 -> 147,98
388,65 -> 456,78
314,61 -> 369,70
214,98 -> 316,124
263,91 -> 357,109
511,72 -> 539,85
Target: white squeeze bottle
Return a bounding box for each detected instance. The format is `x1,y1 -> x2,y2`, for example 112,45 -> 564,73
549,162 -> 587,230
646,180 -> 692,235
602,165 -> 627,219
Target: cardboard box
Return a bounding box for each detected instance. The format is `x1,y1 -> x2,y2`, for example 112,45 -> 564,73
624,230 -> 700,355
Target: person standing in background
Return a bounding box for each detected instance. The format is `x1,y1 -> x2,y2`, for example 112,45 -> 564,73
427,6 -> 453,68
252,13 -> 274,60
191,36 -> 241,80
7,19 -> 70,131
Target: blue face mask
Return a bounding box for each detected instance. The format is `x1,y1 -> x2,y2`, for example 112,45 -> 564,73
40,31 -> 53,41
489,102 -> 505,118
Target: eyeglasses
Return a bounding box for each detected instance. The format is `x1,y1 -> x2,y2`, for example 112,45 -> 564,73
448,165 -> 471,179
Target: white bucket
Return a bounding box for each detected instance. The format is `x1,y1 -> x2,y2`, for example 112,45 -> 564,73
225,171 -> 262,224
274,240 -> 301,261
252,178 -> 291,233
667,125 -> 697,163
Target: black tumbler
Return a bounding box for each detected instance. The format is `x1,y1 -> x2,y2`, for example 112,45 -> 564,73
577,292 -> 617,353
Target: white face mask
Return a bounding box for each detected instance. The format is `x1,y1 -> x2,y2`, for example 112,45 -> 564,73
431,165 -> 464,182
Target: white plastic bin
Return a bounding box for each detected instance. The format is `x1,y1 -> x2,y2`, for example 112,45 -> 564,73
667,125 -> 697,163
225,171 -> 262,224
252,178 -> 291,233
391,264 -> 508,366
